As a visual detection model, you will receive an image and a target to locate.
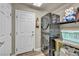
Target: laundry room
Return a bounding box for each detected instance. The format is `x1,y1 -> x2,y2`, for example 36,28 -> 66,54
0,3 -> 79,56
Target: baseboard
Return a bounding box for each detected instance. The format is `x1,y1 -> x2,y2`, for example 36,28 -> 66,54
34,48 -> 41,51
11,54 -> 16,56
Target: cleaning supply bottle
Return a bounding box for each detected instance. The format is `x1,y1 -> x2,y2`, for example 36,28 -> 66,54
76,7 -> 79,20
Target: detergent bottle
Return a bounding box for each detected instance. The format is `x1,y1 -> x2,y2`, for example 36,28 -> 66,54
64,7 -> 76,22
76,7 -> 79,20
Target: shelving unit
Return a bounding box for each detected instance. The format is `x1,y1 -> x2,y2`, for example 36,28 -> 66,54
55,20 -> 79,49
57,20 -> 79,25
57,20 -> 79,56
52,20 -> 79,56
41,12 -> 79,56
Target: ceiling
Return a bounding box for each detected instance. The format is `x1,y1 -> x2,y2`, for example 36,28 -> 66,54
23,3 -> 71,11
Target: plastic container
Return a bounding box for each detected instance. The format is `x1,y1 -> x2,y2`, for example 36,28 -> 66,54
61,30 -> 79,44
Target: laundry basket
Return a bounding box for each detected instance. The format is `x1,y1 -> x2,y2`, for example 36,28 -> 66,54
61,30 -> 79,44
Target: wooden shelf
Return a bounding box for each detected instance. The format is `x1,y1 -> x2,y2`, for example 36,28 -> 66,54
57,20 -> 79,25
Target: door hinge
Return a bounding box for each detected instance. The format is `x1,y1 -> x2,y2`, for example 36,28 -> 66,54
10,13 -> 12,16
16,49 -> 18,51
32,48 -> 34,52
16,16 -> 18,18
10,33 -> 12,36
10,53 -> 12,56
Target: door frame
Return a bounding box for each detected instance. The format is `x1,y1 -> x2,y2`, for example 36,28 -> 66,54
15,10 -> 35,55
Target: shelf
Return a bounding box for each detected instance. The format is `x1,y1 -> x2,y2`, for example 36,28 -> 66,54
57,20 -> 79,25
55,39 -> 79,49
62,40 -> 79,49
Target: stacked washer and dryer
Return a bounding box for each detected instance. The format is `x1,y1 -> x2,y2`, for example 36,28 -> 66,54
41,13 -> 60,56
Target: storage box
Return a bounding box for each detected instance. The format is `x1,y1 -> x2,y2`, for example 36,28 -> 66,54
61,30 -> 79,44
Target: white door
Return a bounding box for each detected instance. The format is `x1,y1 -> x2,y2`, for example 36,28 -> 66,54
0,4 -> 11,56
15,10 -> 35,54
